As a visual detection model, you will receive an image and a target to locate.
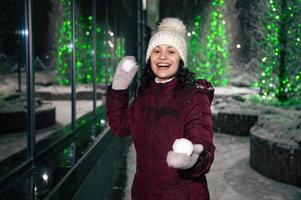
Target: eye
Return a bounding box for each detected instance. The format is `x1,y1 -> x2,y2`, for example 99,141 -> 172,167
152,49 -> 160,54
168,50 -> 175,54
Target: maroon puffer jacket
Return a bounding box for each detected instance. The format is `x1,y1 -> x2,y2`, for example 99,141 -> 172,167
106,78 -> 215,200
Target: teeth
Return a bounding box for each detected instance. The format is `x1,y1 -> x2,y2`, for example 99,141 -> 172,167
158,63 -> 170,67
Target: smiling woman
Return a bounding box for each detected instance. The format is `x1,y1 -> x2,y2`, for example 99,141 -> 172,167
106,17 -> 215,200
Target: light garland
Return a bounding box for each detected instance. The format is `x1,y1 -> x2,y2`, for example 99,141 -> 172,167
187,0 -> 229,86
256,0 -> 301,102
55,0 -> 125,85
56,0 -> 72,85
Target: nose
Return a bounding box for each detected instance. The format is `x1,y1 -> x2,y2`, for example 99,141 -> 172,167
159,50 -> 167,59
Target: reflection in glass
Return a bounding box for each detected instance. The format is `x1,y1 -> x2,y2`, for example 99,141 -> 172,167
0,0 -> 27,166
34,0 -> 72,133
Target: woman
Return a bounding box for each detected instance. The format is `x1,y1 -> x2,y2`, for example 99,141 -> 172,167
106,18 -> 215,200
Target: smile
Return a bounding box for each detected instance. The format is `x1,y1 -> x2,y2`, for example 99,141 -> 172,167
157,63 -> 171,68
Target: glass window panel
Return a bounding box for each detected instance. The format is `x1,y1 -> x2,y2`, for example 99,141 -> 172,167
34,0 -> 72,132
0,0 -> 27,168
75,0 -> 94,121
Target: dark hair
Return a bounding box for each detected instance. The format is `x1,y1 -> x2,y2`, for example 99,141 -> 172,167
139,59 -> 196,92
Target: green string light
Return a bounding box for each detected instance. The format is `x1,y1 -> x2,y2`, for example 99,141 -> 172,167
55,1 -> 125,85
257,0 -> 301,102
56,0 -> 72,85
187,0 -> 229,86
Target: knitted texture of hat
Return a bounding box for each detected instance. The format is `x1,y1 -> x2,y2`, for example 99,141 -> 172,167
146,18 -> 187,67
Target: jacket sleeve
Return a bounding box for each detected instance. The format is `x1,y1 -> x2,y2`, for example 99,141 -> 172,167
179,90 -> 215,179
106,85 -> 131,137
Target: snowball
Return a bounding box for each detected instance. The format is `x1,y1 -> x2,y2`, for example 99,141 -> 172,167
122,59 -> 136,72
172,138 -> 193,156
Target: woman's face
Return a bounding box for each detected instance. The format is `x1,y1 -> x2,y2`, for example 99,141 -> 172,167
150,45 -> 181,82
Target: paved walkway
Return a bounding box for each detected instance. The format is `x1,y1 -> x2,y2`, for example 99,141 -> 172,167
119,133 -> 301,200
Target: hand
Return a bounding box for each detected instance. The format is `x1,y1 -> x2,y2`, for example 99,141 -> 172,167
112,56 -> 139,90
166,144 -> 204,169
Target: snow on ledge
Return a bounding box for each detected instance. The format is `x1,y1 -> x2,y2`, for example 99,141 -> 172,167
214,85 -> 259,96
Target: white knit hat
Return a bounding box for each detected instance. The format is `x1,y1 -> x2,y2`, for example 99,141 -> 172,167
146,18 -> 187,67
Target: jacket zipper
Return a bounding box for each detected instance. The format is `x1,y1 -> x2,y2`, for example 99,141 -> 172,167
149,88 -> 161,199
149,125 -> 152,200
182,180 -> 190,200
148,94 -> 158,200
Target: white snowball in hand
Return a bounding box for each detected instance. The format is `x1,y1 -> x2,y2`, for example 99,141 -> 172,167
172,138 -> 193,156
122,59 -> 136,72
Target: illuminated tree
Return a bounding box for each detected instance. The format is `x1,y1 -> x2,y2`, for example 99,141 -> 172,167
187,0 -> 229,86
75,15 -> 93,83
55,0 -> 72,85
53,0 -> 125,85
54,2 -> 94,85
96,28 -> 125,84
250,0 -> 301,102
